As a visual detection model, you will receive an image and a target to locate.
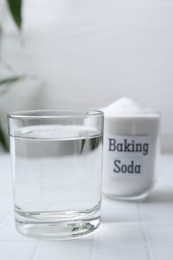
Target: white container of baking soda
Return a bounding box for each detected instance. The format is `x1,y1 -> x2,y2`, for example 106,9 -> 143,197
102,97 -> 160,200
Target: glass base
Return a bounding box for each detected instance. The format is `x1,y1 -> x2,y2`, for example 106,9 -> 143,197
16,219 -> 100,240
15,209 -> 100,240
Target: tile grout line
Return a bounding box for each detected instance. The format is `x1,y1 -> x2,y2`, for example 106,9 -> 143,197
31,240 -> 44,260
137,201 -> 154,260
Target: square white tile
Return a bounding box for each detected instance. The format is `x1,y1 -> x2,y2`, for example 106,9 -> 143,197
151,246 -> 173,260
148,224 -> 173,244
0,242 -> 39,260
102,197 -> 140,223
94,222 -> 145,244
139,189 -> 173,224
91,244 -> 150,260
37,240 -> 94,260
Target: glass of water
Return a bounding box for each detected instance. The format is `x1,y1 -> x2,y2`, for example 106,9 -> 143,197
8,110 -> 103,239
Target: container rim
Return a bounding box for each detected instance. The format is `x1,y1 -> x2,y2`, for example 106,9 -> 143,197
103,109 -> 161,118
8,109 -> 104,119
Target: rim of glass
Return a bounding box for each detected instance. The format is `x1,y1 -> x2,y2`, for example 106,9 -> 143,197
8,109 -> 104,119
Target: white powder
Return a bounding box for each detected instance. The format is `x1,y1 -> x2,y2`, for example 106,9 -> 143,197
102,97 -> 160,200
103,97 -> 157,116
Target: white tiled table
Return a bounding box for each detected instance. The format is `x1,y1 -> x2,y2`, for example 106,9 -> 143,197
0,153 -> 173,260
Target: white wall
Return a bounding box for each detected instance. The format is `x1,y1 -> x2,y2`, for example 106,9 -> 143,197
1,0 -> 173,151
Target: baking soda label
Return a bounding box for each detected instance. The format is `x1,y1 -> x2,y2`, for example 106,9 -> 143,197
105,135 -> 150,175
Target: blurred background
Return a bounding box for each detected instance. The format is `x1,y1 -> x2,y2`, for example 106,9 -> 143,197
0,0 -> 172,152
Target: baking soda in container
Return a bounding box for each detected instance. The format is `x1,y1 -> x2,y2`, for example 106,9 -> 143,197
102,97 -> 160,200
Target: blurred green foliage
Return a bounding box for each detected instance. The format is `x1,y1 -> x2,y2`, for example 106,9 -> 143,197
6,0 -> 22,29
0,0 -> 22,150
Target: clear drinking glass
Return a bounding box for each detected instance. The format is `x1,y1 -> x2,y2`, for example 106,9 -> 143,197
8,110 -> 103,239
